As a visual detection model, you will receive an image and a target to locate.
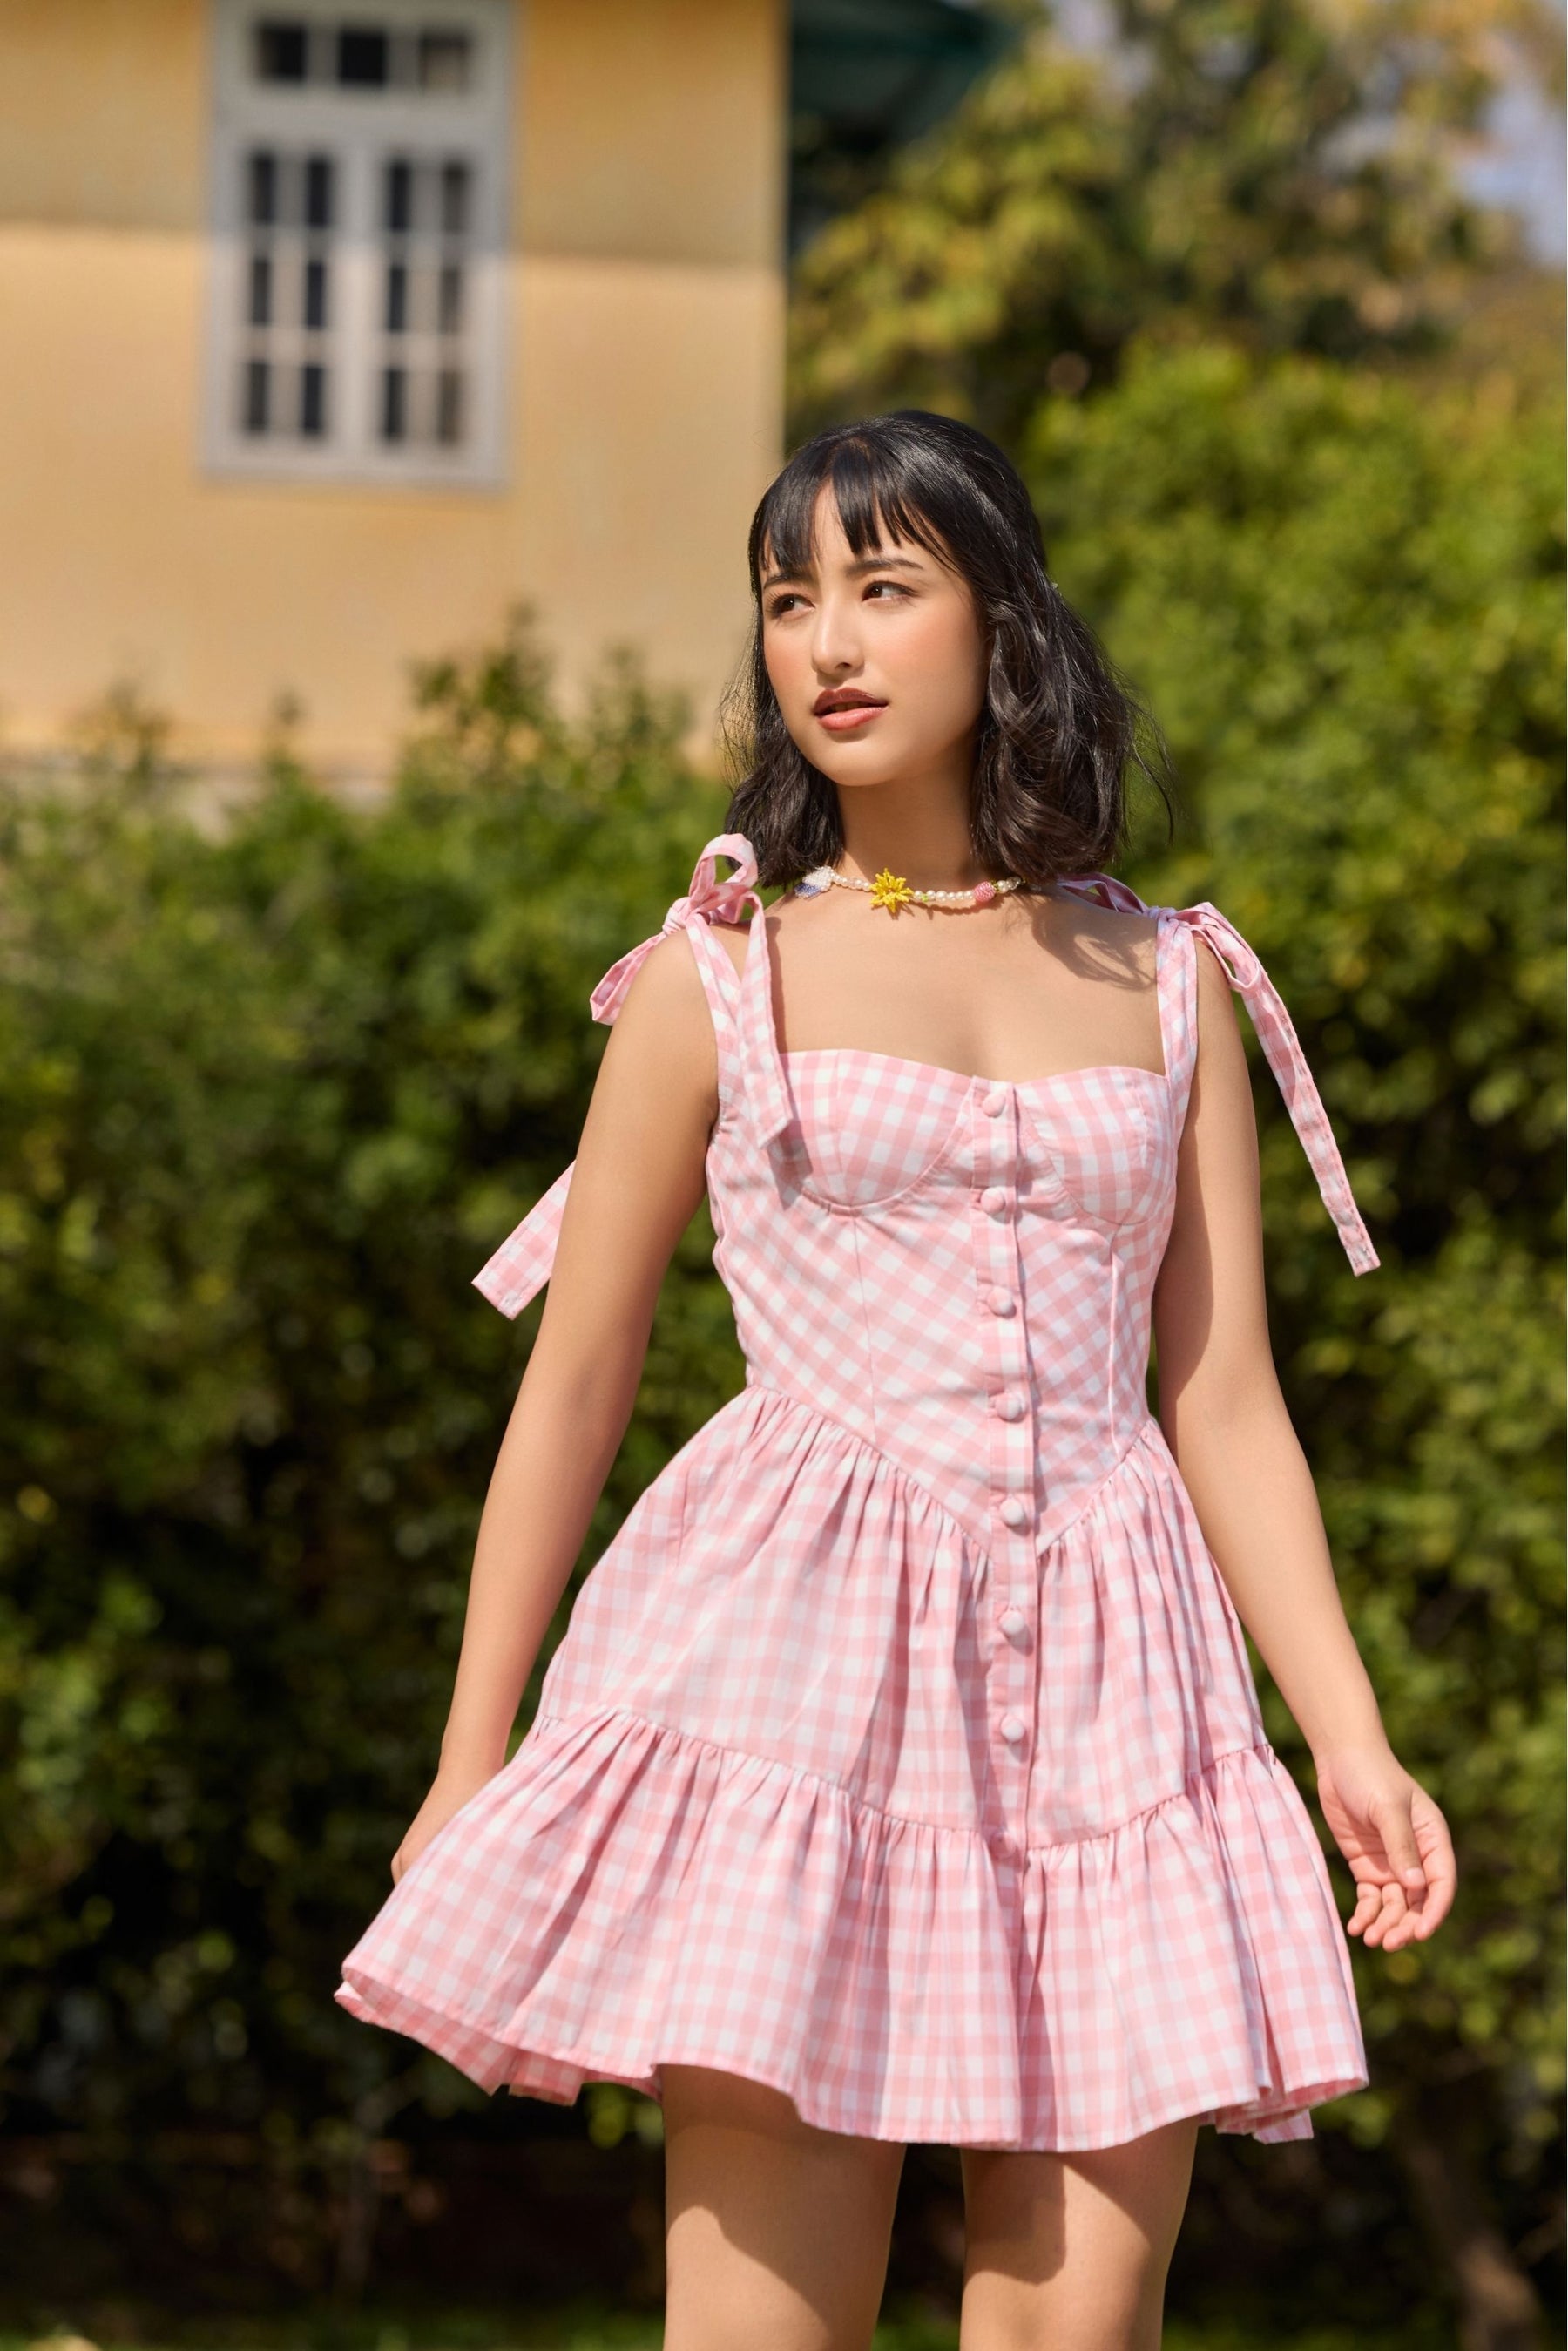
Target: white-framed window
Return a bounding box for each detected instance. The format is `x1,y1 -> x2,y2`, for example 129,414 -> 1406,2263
202,0 -> 512,485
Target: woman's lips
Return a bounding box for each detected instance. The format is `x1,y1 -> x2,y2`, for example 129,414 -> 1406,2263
815,701 -> 886,733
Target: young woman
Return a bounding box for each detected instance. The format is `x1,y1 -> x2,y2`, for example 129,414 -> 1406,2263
339,411 -> 1456,2349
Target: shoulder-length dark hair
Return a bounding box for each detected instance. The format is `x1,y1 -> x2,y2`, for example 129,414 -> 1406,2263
722,410 -> 1172,889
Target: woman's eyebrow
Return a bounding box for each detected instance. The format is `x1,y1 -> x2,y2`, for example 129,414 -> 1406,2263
760,549 -> 928,593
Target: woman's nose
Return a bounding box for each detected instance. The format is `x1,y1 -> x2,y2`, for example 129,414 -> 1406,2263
810,592 -> 862,675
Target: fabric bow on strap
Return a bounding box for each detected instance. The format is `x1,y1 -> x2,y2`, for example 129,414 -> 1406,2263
473,835 -> 760,1318
1058,875 -> 1380,1276
588,833 -> 761,1025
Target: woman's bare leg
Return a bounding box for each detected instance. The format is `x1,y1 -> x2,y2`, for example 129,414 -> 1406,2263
662,2063 -> 908,2351
959,2117 -> 1199,2351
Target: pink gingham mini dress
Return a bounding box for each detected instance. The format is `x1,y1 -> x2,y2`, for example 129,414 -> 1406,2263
337,833 -> 1378,2151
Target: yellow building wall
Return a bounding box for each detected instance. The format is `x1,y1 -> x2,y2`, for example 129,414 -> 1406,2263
0,0 -> 786,772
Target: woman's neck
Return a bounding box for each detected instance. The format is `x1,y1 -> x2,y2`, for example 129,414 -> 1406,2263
835,770 -> 989,891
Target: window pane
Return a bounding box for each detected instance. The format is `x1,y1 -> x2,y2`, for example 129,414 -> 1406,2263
247,150 -> 278,227
381,366 -> 407,442
243,359 -> 270,435
384,261 -> 408,334
384,158 -> 412,235
305,154 -> 335,232
441,160 -> 470,238
337,26 -> 389,86
255,20 -> 308,83
304,254 -> 329,331
419,31 -> 472,91
437,260 -> 463,335
436,368 -> 464,446
301,363 -> 328,438
248,251 -> 273,328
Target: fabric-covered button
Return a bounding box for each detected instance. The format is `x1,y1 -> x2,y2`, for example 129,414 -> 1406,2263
988,1829 -> 1012,1857
982,1086 -> 1008,1117
994,1392 -> 1024,1422
988,1288 -> 1016,1318
998,1711 -> 1026,1744
997,1497 -> 1028,1530
999,1605 -> 1029,1639
980,1186 -> 1009,1216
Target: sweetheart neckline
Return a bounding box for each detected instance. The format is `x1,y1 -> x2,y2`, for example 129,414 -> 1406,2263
779,1047 -> 1169,1091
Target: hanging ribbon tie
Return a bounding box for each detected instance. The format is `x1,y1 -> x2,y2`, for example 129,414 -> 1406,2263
1058,873 -> 1378,1276
476,835 -> 762,1317
1172,900 -> 1264,995
589,833 -> 760,1025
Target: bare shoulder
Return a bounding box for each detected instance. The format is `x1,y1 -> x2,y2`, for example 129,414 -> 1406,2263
611,925 -> 714,1040
1038,891 -> 1159,986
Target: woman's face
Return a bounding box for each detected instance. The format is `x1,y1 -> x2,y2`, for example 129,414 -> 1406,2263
759,488 -> 989,793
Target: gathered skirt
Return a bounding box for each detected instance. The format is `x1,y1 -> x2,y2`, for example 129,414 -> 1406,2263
337,1386 -> 1368,2150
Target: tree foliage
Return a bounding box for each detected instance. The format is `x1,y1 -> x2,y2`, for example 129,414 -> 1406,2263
788,0 -> 1538,447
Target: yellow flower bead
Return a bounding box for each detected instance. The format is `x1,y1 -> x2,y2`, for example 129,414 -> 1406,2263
869,868 -> 913,915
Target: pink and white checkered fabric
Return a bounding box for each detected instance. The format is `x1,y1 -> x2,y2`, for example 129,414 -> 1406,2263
337,836 -> 1376,2150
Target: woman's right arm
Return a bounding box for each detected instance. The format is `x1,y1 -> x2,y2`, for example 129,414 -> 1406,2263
392,929 -> 722,1881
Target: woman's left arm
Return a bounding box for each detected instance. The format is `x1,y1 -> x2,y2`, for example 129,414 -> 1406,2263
1152,938 -> 1456,1952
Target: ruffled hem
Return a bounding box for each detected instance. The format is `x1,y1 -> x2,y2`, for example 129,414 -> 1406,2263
336,1704 -> 1367,2152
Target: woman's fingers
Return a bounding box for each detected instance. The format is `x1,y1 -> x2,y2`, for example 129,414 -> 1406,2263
1403,1785 -> 1458,1937
1369,1789 -> 1429,1890
1340,1779 -> 1458,1950
1360,1877 -> 1410,1947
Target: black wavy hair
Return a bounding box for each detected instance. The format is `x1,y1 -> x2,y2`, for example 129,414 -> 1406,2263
722,409 -> 1173,889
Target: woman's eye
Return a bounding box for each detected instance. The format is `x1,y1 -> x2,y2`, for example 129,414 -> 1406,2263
865,579 -> 909,600
767,593 -> 804,618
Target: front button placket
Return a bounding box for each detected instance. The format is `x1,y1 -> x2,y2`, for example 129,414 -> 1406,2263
972,1080 -> 1035,1851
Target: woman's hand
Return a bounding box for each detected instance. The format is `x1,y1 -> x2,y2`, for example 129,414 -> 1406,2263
1314,1741 -> 1457,1951
392,1762 -> 498,1886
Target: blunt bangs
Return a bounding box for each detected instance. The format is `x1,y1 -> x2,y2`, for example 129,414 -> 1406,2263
750,430 -> 959,592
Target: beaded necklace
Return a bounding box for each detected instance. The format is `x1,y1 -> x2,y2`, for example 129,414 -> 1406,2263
794,864 -> 1025,917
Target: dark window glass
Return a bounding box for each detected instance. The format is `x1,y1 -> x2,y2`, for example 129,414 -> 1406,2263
305,154 -> 335,231
304,254 -> 328,330
436,369 -> 463,446
384,158 -> 412,234
255,20 -> 308,83
419,30 -> 471,90
437,260 -> 463,334
243,359 -> 270,435
248,251 -> 273,328
337,26 -> 389,86
247,150 -> 278,227
384,261 -> 408,334
301,363 -> 328,437
440,160 -> 470,237
381,366 -> 407,442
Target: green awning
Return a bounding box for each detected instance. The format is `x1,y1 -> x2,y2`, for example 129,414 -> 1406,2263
790,0 -> 1018,249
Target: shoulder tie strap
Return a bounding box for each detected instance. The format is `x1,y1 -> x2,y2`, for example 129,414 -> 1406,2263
473,834 -> 761,1319
1057,875 -> 1380,1276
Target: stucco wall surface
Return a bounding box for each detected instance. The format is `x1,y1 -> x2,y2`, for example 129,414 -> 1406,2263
0,0 -> 785,770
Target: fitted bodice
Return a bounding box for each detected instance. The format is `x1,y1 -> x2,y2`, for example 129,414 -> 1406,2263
681,911 -> 1192,1544
475,833 -> 1378,1557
